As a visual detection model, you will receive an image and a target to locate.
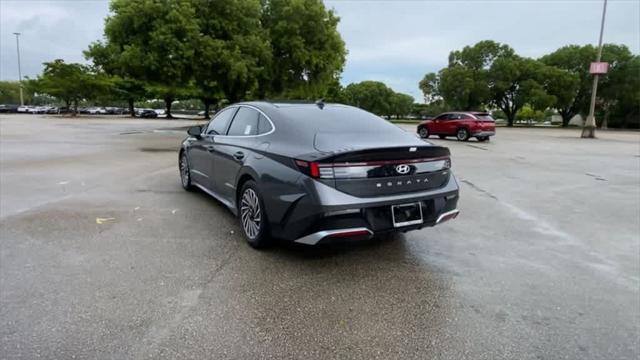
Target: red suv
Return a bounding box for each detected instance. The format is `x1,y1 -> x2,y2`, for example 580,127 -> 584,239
417,112 -> 496,142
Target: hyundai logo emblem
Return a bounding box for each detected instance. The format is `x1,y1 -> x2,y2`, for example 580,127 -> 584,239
395,164 -> 411,175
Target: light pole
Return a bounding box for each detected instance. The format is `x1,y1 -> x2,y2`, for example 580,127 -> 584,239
582,0 -> 608,138
13,32 -> 24,106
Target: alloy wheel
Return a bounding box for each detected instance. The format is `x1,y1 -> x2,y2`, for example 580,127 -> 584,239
240,188 -> 262,239
457,128 -> 469,141
180,154 -> 190,187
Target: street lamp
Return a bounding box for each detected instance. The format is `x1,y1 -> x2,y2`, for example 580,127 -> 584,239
582,0 -> 608,138
13,32 -> 24,106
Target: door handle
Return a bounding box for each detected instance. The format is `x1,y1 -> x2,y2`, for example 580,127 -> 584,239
233,151 -> 245,160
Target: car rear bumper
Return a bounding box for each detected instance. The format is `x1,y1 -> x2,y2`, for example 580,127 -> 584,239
472,131 -> 495,137
268,173 -> 460,244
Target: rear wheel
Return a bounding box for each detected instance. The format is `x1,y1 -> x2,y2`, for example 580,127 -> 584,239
238,181 -> 271,249
456,128 -> 470,141
418,127 -> 429,138
179,151 -> 194,191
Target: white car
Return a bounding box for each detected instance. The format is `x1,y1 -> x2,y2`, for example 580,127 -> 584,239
87,107 -> 107,115
17,106 -> 33,113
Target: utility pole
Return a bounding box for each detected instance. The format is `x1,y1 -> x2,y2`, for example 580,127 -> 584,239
582,0 -> 607,138
13,32 -> 24,106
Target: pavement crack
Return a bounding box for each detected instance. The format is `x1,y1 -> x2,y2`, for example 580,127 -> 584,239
465,144 -> 489,151
585,173 -> 607,181
460,179 -> 498,200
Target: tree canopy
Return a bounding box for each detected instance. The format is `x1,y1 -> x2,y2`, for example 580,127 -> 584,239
33,60 -> 110,115
420,40 -> 639,128
83,0 -> 346,117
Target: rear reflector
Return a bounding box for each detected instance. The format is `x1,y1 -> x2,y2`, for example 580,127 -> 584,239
328,229 -> 371,238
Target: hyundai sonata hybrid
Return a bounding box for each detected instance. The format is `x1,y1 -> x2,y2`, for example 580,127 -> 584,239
179,101 -> 460,248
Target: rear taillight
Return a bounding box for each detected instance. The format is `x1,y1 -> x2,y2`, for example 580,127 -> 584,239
295,160 -> 321,178
296,157 -> 450,179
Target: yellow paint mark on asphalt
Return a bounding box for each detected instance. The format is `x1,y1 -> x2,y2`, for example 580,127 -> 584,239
96,217 -> 116,224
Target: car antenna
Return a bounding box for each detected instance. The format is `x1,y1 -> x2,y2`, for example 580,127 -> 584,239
315,99 -> 325,109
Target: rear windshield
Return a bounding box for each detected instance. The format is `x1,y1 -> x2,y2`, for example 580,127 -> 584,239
278,105 -> 400,133
475,113 -> 495,121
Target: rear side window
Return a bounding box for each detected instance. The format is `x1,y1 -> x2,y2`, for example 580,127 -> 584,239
227,107 -> 259,136
206,107 -> 236,135
258,114 -> 273,134
475,113 -> 495,121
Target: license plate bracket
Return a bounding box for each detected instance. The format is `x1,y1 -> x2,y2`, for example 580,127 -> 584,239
391,202 -> 424,227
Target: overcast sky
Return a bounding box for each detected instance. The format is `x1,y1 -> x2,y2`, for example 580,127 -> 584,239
1,0 -> 639,101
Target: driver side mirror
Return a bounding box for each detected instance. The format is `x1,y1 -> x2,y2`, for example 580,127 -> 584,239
187,125 -> 202,138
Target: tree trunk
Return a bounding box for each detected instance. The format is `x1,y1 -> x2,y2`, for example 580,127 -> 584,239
128,98 -> 135,117
601,107 -> 609,129
65,99 -> 70,115
559,109 -> 572,127
164,97 -> 174,119
203,99 -> 212,118
72,99 -> 78,117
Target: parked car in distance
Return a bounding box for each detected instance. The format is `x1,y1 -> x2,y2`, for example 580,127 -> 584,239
179,101 -> 460,249
105,107 -> 124,115
86,107 -> 107,115
417,112 -> 496,142
138,109 -> 158,118
17,105 -> 34,113
0,104 -> 19,113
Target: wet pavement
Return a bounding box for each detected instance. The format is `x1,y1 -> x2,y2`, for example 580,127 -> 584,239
1,114 -> 638,359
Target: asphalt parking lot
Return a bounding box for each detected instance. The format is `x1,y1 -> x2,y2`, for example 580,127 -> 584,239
1,114 -> 638,359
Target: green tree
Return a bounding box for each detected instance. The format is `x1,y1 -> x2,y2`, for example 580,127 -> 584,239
34,60 -> 109,115
324,78 -> 346,103
594,45 -> 638,128
537,66 -> 580,127
448,40 -> 515,69
262,0 -> 346,99
85,41 -> 147,116
436,40 -> 515,110
389,92 -> 414,118
343,81 -> 395,116
95,0 -> 199,118
192,0 -> 269,116
438,65 -> 486,110
517,104 -> 545,123
0,81 -> 33,104
541,44 -> 638,128
487,56 -> 554,126
418,73 -> 439,104
541,45 -> 596,126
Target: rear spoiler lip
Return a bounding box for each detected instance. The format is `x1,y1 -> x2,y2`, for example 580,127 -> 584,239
294,145 -> 451,163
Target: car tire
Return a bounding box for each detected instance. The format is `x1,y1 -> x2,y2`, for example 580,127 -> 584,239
238,181 -> 271,249
179,151 -> 194,191
418,127 -> 429,138
456,128 -> 470,141
477,136 -> 488,142
439,135 -> 446,139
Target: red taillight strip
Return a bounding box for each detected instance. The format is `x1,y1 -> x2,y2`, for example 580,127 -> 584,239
321,156 -> 450,167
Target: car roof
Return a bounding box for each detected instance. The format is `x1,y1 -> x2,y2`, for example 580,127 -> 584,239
441,111 -> 489,115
